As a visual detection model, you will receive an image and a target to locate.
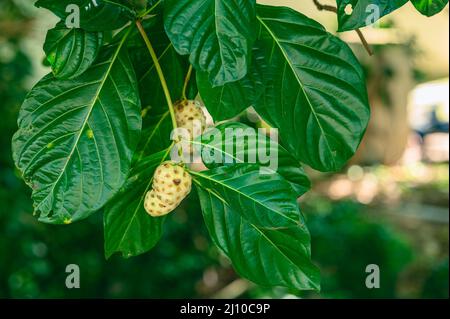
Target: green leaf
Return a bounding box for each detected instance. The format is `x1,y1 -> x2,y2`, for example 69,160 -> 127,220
410,0 -> 449,16
44,22 -> 103,79
336,0 -> 408,31
134,112 -> 172,163
196,122 -> 310,196
197,45 -> 267,121
128,16 -> 190,117
128,0 -> 150,12
104,150 -> 168,259
164,0 -> 257,86
193,165 -> 320,290
254,5 -> 370,172
12,29 -> 141,224
35,0 -> 133,31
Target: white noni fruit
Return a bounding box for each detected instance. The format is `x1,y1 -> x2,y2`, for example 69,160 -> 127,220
144,161 -> 192,217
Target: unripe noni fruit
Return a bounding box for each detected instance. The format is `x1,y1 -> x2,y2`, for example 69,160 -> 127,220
144,161 -> 192,217
174,100 -> 207,140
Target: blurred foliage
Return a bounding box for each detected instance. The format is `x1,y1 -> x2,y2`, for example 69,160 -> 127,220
306,200 -> 414,298
422,258 -> 449,299
0,0 -> 448,299
0,186 -> 217,298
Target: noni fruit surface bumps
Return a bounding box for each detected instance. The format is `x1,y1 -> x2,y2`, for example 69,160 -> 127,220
174,100 -> 207,140
144,161 -> 192,217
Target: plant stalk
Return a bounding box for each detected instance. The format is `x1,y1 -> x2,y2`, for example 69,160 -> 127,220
136,19 -> 178,130
312,0 -> 373,56
139,0 -> 162,18
182,65 -> 194,100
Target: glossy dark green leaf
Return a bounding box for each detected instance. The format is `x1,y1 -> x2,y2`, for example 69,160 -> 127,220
193,165 -> 320,290
134,112 -> 172,163
104,150 -> 168,259
35,0 -> 133,31
255,5 -> 370,172
196,122 -> 310,196
336,0 -> 408,31
44,22 -> 103,79
197,45 -> 266,121
12,29 -> 141,224
410,0 -> 449,16
164,0 -> 257,86
128,0 -> 149,12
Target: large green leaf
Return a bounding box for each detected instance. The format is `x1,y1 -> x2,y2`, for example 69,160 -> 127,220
104,150 -> 168,258
410,0 -> 449,16
196,122 -> 310,196
336,0 -> 408,31
12,29 -> 141,224
164,0 -> 257,86
44,22 -> 103,79
197,45 -> 267,121
192,165 -> 320,290
254,5 -> 370,172
35,0 -> 133,31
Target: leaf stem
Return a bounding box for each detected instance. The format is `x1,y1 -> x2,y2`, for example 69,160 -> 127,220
355,29 -> 374,56
103,0 -> 136,15
312,0 -> 373,56
161,143 -> 174,163
136,19 -> 178,131
139,0 -> 162,18
182,65 -> 194,100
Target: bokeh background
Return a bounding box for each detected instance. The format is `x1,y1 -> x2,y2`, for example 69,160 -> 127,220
1,0 -> 448,298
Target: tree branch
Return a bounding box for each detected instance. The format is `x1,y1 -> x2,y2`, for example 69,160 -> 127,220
355,29 -> 374,56
312,0 -> 337,13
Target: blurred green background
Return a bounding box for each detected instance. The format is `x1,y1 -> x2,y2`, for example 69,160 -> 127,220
1,0 -> 448,298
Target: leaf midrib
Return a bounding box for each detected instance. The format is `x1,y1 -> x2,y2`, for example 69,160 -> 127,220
138,43 -> 173,83
256,14 -> 336,168
199,184 -> 316,289
251,222 -> 317,288
214,0 -> 226,79
191,169 -> 300,225
113,148 -> 171,255
38,27 -> 133,215
137,111 -> 170,162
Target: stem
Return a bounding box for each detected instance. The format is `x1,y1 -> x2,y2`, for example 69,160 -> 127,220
103,0 -> 135,15
139,0 -> 161,17
312,0 -> 337,13
312,0 -> 373,56
355,29 -> 374,56
162,143 -> 174,163
182,65 -> 194,100
136,19 -> 178,130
